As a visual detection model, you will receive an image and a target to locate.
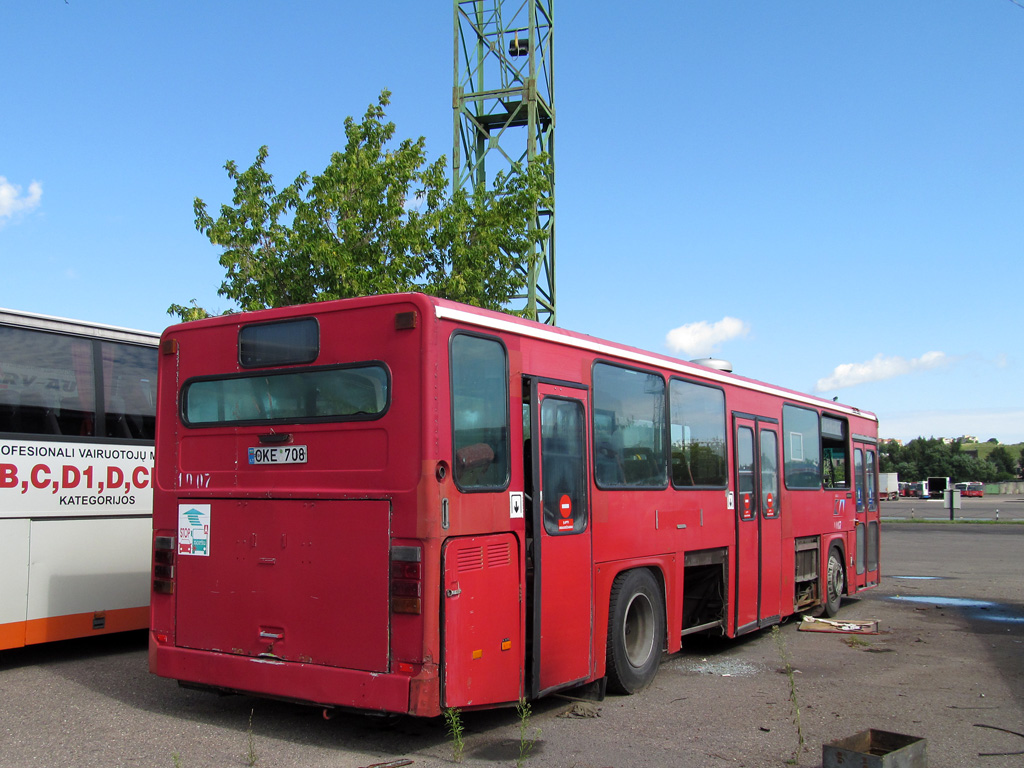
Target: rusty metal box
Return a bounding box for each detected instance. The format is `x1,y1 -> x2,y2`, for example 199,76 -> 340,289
822,729 -> 927,768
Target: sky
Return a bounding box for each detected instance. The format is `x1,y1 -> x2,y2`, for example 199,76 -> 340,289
2,1 -> 1022,444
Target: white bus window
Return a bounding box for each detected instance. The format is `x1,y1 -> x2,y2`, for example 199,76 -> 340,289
0,326 -> 96,436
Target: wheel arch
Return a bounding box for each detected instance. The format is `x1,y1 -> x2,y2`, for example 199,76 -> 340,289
822,537 -> 848,617
604,565 -> 668,694
592,558 -> 675,681
823,535 -> 848,592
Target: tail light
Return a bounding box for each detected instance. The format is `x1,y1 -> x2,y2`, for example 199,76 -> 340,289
153,534 -> 176,594
390,545 -> 422,615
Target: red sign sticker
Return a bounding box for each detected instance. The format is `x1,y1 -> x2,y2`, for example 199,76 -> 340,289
558,494 -> 573,531
559,494 -> 572,518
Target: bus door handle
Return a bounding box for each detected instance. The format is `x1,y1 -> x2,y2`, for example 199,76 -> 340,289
445,588 -> 462,598
259,627 -> 284,640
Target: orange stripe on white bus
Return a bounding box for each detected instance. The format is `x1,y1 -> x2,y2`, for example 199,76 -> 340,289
0,606 -> 148,650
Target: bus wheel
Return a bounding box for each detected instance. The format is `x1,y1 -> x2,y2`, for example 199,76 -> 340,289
824,549 -> 844,617
606,569 -> 664,694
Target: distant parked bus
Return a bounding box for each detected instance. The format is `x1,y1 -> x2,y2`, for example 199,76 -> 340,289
927,476 -> 950,500
0,308 -> 158,650
150,294 -> 880,716
904,481 -> 928,499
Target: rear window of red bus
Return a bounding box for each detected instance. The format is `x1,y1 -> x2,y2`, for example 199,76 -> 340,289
181,364 -> 390,427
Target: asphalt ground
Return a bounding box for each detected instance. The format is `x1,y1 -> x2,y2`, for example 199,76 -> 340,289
1,516 -> 1022,767
880,493 -> 1024,522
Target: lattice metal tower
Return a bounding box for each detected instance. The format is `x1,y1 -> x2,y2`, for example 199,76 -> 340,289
453,0 -> 555,324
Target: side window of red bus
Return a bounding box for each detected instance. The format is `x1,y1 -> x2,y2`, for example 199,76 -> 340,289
736,427 -> 756,520
669,378 -> 727,488
866,450 -> 877,511
820,415 -> 848,490
450,333 -> 510,491
760,430 -> 779,518
592,363 -> 667,489
854,449 -> 865,511
782,404 -> 820,489
541,397 -> 587,534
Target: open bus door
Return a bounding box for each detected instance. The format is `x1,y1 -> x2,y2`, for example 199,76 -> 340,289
732,414 -> 782,634
852,442 -> 881,591
527,378 -> 594,697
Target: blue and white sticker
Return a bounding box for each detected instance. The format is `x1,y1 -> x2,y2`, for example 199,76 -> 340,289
178,503 -> 211,556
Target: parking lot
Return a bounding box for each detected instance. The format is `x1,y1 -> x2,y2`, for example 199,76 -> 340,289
1,513 -> 1022,767
881,493 -> 1024,522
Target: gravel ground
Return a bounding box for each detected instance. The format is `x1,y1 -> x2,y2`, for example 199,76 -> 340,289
1,522 -> 1022,767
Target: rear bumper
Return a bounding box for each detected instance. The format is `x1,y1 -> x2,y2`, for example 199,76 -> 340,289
150,635 -> 430,715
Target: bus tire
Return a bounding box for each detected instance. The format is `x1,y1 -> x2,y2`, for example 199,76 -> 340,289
606,568 -> 664,695
824,548 -> 844,617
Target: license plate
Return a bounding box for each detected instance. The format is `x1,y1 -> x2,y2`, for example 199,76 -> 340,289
248,445 -> 307,465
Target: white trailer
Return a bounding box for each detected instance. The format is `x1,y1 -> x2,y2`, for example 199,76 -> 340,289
879,472 -> 899,501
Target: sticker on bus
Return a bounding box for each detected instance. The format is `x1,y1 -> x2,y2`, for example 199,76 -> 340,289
558,494 -> 573,531
247,446 -> 308,465
178,504 -> 211,557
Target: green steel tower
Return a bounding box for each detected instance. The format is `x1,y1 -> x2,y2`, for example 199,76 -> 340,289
454,0 -> 555,324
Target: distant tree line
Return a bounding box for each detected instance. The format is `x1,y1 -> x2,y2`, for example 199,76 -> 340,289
880,438 -> 1024,483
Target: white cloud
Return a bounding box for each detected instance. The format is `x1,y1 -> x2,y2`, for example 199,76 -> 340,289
665,317 -> 749,358
0,176 -> 43,224
815,351 -> 948,392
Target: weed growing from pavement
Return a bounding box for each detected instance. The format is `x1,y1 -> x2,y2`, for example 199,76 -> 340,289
443,706 -> 465,762
515,698 -> 540,766
245,708 -> 258,766
771,626 -> 805,764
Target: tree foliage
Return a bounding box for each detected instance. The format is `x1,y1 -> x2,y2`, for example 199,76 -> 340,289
879,437 -> 1022,483
987,445 -> 1017,476
171,90 -> 550,321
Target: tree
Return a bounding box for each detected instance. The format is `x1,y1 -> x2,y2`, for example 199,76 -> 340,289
988,445 -> 1017,477
170,90 -> 551,321
879,437 -> 1014,483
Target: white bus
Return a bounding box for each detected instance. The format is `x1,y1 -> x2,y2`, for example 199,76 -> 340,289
0,308 -> 158,650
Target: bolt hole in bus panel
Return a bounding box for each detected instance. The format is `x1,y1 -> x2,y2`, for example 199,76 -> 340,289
174,498 -> 390,673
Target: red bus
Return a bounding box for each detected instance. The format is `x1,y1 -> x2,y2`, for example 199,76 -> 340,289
149,293 -> 880,716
